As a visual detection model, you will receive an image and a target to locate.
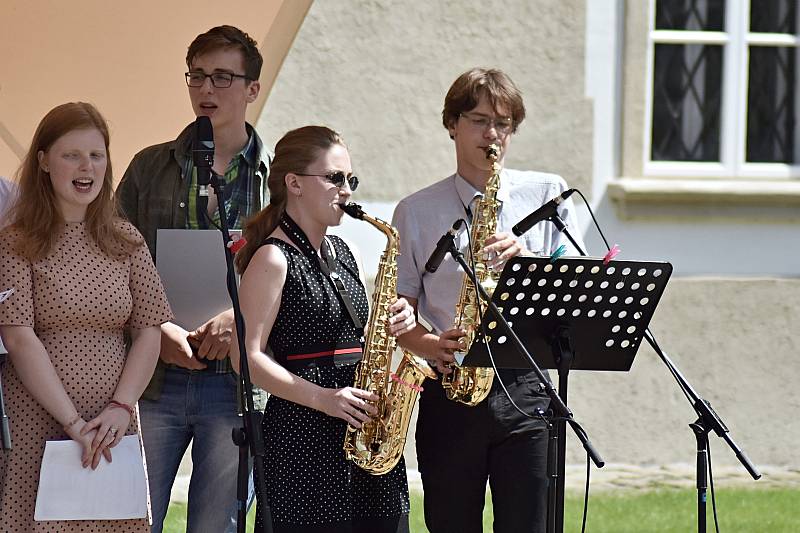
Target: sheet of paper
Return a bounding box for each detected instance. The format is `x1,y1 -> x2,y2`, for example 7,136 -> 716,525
0,287 -> 13,303
34,434 -> 148,521
0,288 -> 12,354
155,229 -> 240,331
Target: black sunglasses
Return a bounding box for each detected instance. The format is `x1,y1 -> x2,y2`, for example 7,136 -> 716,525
294,171 -> 359,191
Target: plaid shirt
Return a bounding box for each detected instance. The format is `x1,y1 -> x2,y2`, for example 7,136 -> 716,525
185,131 -> 259,230
119,122 -> 270,402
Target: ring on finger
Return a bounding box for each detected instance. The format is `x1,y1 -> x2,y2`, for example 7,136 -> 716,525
108,427 -> 118,436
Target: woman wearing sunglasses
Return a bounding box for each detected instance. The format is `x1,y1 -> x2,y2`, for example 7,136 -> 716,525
231,126 -> 415,533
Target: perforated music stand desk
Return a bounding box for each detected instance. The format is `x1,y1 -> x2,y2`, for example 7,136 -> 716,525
464,256 -> 672,372
463,255 -> 672,533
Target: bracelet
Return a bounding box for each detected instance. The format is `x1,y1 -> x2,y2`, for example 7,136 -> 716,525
108,400 -> 135,417
63,414 -> 82,432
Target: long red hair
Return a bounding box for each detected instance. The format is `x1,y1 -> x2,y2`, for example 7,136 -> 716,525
7,102 -> 140,260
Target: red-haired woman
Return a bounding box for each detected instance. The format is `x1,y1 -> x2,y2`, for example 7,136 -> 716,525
0,102 -> 172,531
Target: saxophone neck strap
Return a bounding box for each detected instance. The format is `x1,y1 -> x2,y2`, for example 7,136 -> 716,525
279,213 -> 365,340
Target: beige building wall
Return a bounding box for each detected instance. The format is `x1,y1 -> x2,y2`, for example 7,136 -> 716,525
588,0 -> 800,470
566,278 -> 800,467
258,0 -> 798,474
2,0 -> 795,477
256,0 -> 594,201
0,0 -> 311,181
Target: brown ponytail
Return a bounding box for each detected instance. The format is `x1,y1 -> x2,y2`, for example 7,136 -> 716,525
236,125 -> 345,273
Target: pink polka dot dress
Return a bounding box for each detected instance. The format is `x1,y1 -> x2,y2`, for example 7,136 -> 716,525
0,221 -> 172,532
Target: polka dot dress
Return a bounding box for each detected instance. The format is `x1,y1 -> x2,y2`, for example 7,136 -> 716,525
0,221 -> 173,532
254,215 -> 409,532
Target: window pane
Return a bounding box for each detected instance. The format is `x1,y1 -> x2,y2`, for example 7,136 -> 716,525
652,44 -> 723,161
656,0 -> 725,31
747,46 -> 796,163
750,0 -> 797,34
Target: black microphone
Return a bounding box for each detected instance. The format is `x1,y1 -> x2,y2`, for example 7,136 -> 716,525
425,220 -> 463,274
511,188 -> 576,237
193,116 -> 214,195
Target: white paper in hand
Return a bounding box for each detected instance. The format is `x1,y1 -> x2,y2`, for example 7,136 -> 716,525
0,287 -> 14,303
34,435 -> 148,521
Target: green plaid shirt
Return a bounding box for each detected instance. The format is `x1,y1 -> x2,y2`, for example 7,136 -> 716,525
119,122 -> 270,406
185,131 -> 258,230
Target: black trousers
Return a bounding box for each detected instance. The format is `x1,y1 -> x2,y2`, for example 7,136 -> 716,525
266,515 -> 409,533
416,370 -> 550,533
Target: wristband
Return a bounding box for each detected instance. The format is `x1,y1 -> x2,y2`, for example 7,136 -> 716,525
108,400 -> 135,417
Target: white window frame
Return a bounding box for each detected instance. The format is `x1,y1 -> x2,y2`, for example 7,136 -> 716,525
643,0 -> 800,179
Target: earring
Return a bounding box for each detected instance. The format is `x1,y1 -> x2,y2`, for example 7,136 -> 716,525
42,166 -> 49,173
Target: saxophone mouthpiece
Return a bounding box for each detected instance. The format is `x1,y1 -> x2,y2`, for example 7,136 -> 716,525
485,144 -> 500,161
339,202 -> 365,220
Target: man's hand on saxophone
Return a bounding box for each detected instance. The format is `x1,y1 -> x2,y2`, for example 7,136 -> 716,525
430,329 -> 466,374
386,297 -> 416,337
482,231 -> 526,271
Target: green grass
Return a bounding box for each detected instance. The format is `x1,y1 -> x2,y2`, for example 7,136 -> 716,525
164,487 -> 798,532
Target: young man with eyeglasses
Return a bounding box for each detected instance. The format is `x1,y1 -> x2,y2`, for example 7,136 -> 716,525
118,25 -> 270,533
392,68 -> 584,533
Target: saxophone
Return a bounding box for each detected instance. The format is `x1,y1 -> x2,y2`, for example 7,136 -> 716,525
341,202 -> 436,475
442,143 -> 502,406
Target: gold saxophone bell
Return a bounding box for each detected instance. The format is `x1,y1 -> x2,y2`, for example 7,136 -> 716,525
340,202 -> 436,475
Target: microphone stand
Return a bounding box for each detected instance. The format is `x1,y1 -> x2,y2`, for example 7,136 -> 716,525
441,231 -> 604,531
547,215 -> 586,256
206,170 -> 270,533
547,212 -> 761,533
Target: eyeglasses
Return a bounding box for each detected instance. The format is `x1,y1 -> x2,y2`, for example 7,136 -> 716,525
460,112 -> 514,135
185,71 -> 249,88
294,171 -> 359,191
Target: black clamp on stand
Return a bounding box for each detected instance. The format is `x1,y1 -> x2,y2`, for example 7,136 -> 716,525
0,351 -> 11,449
202,166 -> 270,533
441,239 -> 605,532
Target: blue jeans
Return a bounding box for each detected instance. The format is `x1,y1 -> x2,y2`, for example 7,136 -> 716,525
140,367 -> 254,533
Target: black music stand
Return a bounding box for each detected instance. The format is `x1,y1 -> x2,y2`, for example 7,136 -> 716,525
464,255 -> 672,533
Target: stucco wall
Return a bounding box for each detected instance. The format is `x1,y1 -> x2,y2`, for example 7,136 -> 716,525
564,277 -> 799,468
619,0 -> 649,179
263,0 -> 798,474
256,0 -> 594,201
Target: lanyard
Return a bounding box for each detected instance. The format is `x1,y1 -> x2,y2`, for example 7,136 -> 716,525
279,214 -> 365,340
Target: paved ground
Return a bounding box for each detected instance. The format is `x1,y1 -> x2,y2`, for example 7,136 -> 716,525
170,461 -> 799,503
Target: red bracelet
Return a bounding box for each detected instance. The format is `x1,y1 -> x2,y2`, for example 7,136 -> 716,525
108,400 -> 135,417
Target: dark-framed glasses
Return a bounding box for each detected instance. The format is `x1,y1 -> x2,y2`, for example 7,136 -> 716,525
460,112 -> 514,135
295,171 -> 359,191
185,71 -> 249,88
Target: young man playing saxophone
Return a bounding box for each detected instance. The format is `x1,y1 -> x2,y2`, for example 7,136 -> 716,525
392,68 -> 584,533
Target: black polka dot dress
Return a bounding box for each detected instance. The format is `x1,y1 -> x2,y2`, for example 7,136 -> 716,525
0,222 -> 173,532
254,215 -> 409,533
